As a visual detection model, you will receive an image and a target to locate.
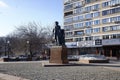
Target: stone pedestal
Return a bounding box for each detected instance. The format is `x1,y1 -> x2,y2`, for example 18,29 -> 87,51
49,46 -> 68,64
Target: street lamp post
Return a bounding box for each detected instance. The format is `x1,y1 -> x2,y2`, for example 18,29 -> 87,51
4,42 -> 7,56
26,40 -> 29,56
7,40 -> 10,59
26,40 -> 32,59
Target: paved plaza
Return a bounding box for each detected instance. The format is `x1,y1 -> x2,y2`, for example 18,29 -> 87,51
0,61 -> 120,80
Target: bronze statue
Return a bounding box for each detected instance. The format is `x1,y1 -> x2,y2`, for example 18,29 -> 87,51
53,21 -> 65,46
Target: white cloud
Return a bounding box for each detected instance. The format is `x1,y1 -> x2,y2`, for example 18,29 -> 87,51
0,1 -> 9,8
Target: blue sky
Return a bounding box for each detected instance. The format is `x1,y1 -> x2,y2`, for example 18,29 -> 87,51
0,0 -> 63,36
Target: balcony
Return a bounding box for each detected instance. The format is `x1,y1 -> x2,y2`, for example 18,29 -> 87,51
85,26 -> 92,28
74,6 -> 81,9
64,11 -> 73,17
110,3 -> 120,7
73,27 -> 85,30
64,8 -> 73,12
85,33 -> 92,36
83,10 -> 89,13
65,35 -> 74,38
74,34 -> 84,37
85,0 -> 99,4
74,4 -> 85,9
92,8 -> 99,11
113,21 -> 120,24
84,18 -> 92,21
64,1 -> 71,5
72,0 -> 80,2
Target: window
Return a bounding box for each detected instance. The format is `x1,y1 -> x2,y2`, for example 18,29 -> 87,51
92,4 -> 100,10
118,25 -> 120,30
110,0 -> 120,6
73,16 -> 79,21
64,4 -> 73,11
85,36 -> 93,41
64,25 -> 73,31
75,38 -> 83,41
102,25 -> 120,32
102,18 -> 110,24
85,28 -> 93,34
65,32 -> 73,37
93,20 -> 100,25
85,13 -> 92,19
110,34 -> 117,39
79,16 -> 84,21
85,0 -> 99,4
74,23 -> 84,29
106,16 -> 120,22
75,31 -> 84,35
93,12 -> 100,17
73,15 -> 84,21
117,34 -> 120,38
102,27 -> 110,32
73,9 -> 78,14
117,16 -> 120,21
93,28 -> 100,33
110,17 -> 117,22
73,7 -> 84,14
102,7 -> 120,16
85,0 -> 91,4
74,2 -> 82,8
103,35 -> 109,39
85,6 -> 91,12
64,18 -> 73,23
85,21 -> 93,27
102,2 -> 110,7
102,10 -> 109,16
111,26 -> 117,31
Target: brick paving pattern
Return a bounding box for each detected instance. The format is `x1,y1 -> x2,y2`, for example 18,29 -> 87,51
0,61 -> 120,80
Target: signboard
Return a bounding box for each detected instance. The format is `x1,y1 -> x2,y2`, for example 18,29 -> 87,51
65,42 -> 78,48
102,39 -> 120,45
77,41 -> 95,47
95,39 -> 102,45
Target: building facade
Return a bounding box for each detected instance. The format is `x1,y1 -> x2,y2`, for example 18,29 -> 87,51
64,0 -> 120,58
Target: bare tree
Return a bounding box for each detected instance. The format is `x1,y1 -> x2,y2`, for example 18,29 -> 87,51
7,22 -> 53,57
0,37 -> 5,56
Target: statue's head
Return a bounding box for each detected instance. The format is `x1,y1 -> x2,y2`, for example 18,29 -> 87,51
55,21 -> 59,25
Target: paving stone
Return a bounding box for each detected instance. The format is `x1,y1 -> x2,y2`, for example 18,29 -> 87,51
0,62 -> 120,80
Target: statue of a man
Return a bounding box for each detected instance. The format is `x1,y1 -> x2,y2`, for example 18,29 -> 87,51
53,21 -> 61,45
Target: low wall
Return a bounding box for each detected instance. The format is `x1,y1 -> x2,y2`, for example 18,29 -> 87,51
79,59 -> 109,63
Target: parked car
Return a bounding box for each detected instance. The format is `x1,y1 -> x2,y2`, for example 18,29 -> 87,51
0,56 -> 9,58
67,55 -> 80,61
18,55 -> 28,61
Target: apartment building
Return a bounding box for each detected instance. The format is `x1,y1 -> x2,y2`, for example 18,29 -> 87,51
64,0 -> 120,58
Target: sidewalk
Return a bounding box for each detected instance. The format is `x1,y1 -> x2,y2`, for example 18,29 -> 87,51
0,73 -> 29,80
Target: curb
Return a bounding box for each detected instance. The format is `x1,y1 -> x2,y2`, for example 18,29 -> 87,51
0,73 -> 29,80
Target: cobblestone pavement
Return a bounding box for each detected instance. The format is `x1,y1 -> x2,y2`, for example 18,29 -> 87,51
0,78 -> 5,80
0,61 -> 120,80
